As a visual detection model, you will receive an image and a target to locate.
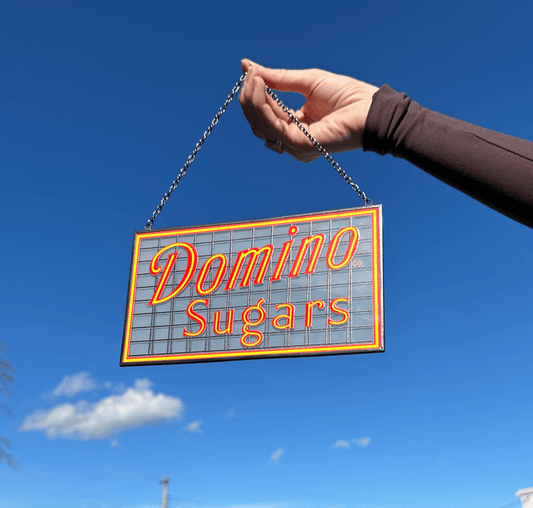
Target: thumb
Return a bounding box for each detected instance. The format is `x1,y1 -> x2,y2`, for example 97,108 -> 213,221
241,59 -> 318,96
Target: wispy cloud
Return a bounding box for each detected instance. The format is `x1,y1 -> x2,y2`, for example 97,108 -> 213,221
353,437 -> 371,447
19,379 -> 183,440
332,439 -> 350,449
271,448 -> 284,465
51,371 -> 97,397
224,408 -> 236,420
186,420 -> 202,433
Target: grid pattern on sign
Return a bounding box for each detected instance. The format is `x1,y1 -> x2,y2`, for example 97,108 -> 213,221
128,214 -> 375,357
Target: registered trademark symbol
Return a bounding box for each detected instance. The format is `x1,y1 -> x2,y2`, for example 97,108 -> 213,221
352,259 -> 362,268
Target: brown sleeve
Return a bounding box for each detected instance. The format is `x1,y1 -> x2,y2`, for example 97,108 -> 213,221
362,84 -> 533,228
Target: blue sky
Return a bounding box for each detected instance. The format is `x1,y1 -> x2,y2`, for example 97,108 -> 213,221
1,1 -> 532,507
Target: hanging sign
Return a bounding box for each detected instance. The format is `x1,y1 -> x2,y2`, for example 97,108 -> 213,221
120,206 -> 383,366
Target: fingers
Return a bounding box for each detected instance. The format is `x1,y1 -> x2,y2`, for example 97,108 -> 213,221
241,59 -> 319,97
239,61 -> 325,162
241,72 -> 317,158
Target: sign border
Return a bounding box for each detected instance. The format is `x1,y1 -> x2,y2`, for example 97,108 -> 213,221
120,205 -> 384,366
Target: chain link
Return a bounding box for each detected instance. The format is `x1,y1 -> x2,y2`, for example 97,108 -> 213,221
144,73 -> 371,230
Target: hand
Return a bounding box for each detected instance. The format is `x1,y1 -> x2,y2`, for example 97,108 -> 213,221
239,59 -> 379,162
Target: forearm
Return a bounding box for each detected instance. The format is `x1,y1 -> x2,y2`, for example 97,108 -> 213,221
362,85 -> 533,228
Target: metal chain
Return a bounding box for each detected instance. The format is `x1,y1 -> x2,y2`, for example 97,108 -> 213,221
265,86 -> 372,206
144,72 -> 371,230
144,74 -> 247,230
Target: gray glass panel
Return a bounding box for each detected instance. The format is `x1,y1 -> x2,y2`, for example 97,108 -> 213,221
213,231 -> 231,241
173,312 -> 189,325
196,244 -> 212,256
311,314 -> 327,329
152,341 -> 168,354
153,327 -> 169,340
210,338 -> 225,351
315,258 -> 328,273
154,301 -> 172,313
294,223 -> 310,235
351,269 -> 372,283
213,242 -> 230,254
331,218 -> 350,229
171,339 -> 187,353
331,271 -> 349,285
230,293 -> 248,307
177,235 -> 195,244
311,272 -> 328,286
352,283 -> 373,297
137,274 -> 156,287
272,225 -> 291,236
289,333 -> 305,346
357,240 -> 372,255
270,277 -> 288,290
211,294 -> 228,308
232,229 -> 251,239
272,236 -> 288,249
352,327 -> 373,343
160,236 -> 178,247
356,255 -> 372,268
310,220 -> 329,232
331,285 -> 349,299
140,239 -> 159,249
310,286 -> 327,300
134,301 -> 152,314
137,261 -> 151,275
196,233 -> 212,243
254,227 -> 272,238
172,298 -> 190,312
139,249 -> 159,262
352,298 -> 373,312
131,328 -> 150,341
330,329 -> 348,344
270,291 -> 288,304
132,315 -> 152,328
290,276 -> 309,288
228,337 -> 243,350
135,288 -> 155,300
353,311 -> 374,325
291,289 -> 307,302
190,339 -> 206,352
269,334 -> 285,348
309,330 -> 326,345
154,313 -> 170,326
129,342 -> 149,355
353,215 -> 372,227
294,316 -> 305,330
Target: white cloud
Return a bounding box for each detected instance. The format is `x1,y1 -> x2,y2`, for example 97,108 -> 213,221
332,439 -> 350,449
186,420 -> 202,433
353,437 -> 371,447
52,372 -> 97,397
110,440 -> 120,448
19,378 -> 183,440
271,448 -> 284,465
224,408 -> 236,420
